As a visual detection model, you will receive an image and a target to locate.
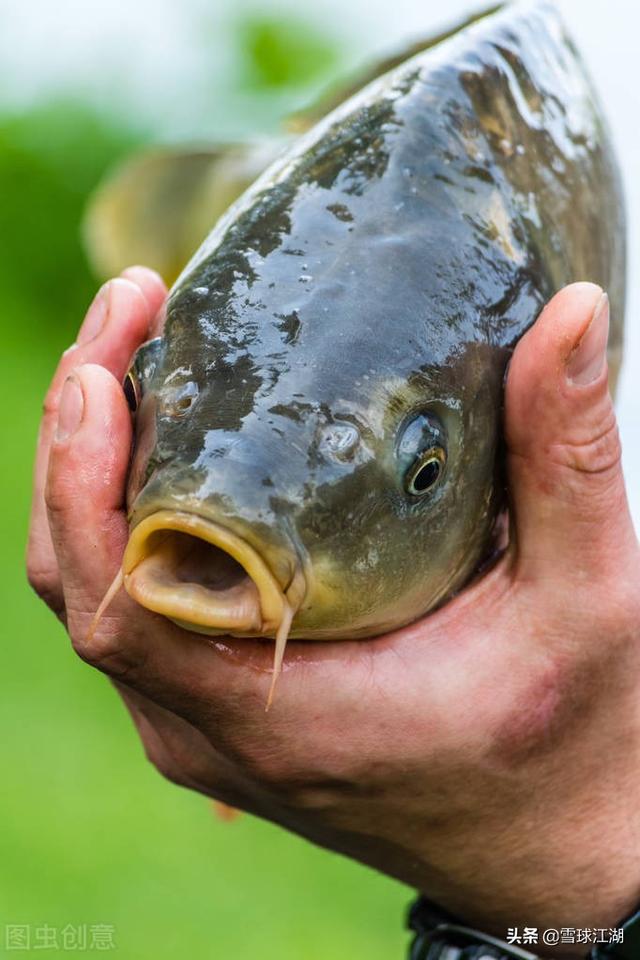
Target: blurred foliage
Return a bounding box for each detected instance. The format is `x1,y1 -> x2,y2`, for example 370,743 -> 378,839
0,101 -> 142,347
237,14 -> 340,90
0,11 -> 409,960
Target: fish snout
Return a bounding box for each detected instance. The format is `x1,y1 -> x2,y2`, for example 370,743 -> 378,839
122,510 -> 305,642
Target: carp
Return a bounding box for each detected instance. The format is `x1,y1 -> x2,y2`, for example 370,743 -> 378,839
87,1 -> 626,705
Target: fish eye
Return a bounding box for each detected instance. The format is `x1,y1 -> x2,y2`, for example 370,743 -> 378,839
397,410 -> 447,498
123,369 -> 140,414
405,447 -> 446,497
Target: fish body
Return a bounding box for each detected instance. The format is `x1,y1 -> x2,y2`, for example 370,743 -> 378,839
111,1 -> 625,659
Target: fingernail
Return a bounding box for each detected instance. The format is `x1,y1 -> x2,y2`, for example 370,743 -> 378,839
567,292 -> 609,385
77,282 -> 111,345
56,376 -> 84,441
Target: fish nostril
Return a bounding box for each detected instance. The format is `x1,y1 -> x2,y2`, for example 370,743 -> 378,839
159,381 -> 199,418
320,423 -> 360,462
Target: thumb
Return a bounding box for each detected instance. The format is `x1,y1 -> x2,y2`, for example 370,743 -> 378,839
505,282 -> 636,580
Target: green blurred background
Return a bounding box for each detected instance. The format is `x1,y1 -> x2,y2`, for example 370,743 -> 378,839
0,5 -> 410,957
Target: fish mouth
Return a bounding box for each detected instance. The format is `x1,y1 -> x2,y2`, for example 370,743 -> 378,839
122,510 -> 297,638
88,509 -> 305,707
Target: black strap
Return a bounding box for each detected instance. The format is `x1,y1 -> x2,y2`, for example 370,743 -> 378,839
590,908 -> 640,959
408,896 -> 640,960
408,897 -> 540,960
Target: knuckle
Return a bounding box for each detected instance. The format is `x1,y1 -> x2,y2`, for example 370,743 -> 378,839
44,473 -> 73,517
153,758 -> 190,788
70,621 -> 146,681
551,412 -> 621,477
128,709 -> 193,790
155,731 -> 215,789
42,387 -> 60,421
41,347 -> 81,422
26,547 -> 67,622
139,727 -> 222,794
26,562 -> 62,611
145,746 -> 189,788
169,752 -> 220,794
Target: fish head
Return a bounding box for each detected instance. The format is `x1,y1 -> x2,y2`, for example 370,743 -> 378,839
122,276 -> 508,643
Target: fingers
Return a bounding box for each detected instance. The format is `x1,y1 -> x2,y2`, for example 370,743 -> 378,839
120,265 -> 167,321
45,363 -> 133,620
505,282 -> 637,581
27,268 -> 166,616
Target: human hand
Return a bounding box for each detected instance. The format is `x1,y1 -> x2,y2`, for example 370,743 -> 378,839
28,277 -> 640,957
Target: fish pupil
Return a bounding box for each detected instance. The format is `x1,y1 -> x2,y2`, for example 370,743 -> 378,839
123,372 -> 138,413
412,457 -> 440,493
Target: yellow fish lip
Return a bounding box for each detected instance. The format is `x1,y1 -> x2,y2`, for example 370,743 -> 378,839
122,509 -> 304,638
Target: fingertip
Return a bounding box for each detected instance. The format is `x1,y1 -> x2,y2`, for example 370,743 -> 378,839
535,281 -> 603,354
108,276 -> 152,327
505,282 -> 607,445
120,265 -> 168,318
121,263 -> 166,289
512,282 -> 602,370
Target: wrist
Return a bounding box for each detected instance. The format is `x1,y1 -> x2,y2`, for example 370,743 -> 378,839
409,895 -> 640,960
413,795 -> 640,957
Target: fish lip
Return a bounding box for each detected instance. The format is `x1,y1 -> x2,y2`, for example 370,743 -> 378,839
122,509 -> 305,637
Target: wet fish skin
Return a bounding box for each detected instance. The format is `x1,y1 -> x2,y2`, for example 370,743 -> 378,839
126,1 -> 625,640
